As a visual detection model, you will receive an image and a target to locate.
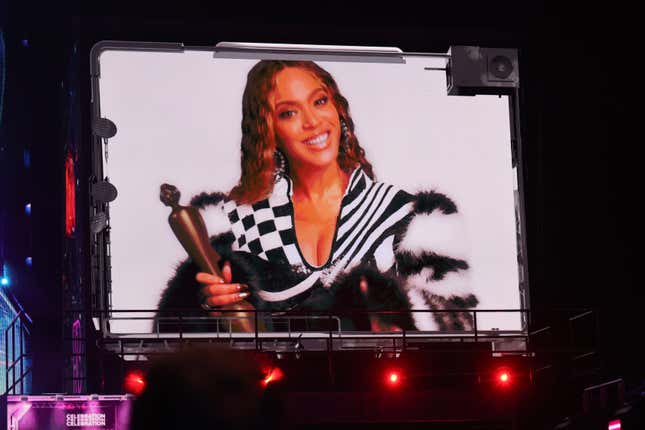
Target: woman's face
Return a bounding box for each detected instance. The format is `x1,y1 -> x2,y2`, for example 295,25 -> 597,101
269,67 -> 341,172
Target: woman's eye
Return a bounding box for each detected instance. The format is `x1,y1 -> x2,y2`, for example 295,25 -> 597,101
314,96 -> 328,106
279,110 -> 296,119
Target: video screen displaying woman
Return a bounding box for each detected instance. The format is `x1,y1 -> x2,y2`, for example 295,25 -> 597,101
96,48 -> 521,334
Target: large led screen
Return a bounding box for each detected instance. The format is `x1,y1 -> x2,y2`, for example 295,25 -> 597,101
93,44 -> 524,334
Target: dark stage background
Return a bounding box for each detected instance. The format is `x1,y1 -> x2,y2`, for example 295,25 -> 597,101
0,0 -> 640,425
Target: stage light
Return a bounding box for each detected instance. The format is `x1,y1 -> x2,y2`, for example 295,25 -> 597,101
262,367 -> 284,387
608,419 -> 621,430
25,203 -> 31,215
385,370 -> 402,387
25,257 -> 32,267
490,55 -> 513,79
1,263 -> 10,286
123,371 -> 146,396
494,367 -> 512,387
92,117 -> 117,139
91,181 -> 118,203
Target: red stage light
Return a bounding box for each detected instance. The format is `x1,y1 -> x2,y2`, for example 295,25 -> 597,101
262,367 -> 284,387
385,370 -> 401,387
495,367 -> 512,386
608,419 -> 621,430
124,371 -> 146,396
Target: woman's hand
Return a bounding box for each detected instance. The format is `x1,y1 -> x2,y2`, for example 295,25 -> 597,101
197,261 -> 250,312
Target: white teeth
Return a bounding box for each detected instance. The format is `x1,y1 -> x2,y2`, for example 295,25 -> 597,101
303,132 -> 329,146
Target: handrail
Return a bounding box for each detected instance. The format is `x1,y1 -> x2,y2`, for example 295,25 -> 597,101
91,308 -> 531,341
69,307 -> 532,358
4,309 -> 32,395
75,307 -> 601,364
63,307 -> 600,392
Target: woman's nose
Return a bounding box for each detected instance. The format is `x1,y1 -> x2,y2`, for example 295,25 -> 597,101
301,107 -> 321,129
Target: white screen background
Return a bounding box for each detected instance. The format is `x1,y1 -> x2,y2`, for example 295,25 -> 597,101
97,49 -> 521,333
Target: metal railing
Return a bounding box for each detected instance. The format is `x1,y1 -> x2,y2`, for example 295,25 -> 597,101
72,307 -> 532,352
64,307 -> 532,392
4,310 -> 32,395
64,307 -> 604,393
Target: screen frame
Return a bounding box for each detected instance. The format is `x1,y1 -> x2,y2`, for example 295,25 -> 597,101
87,40 -> 531,338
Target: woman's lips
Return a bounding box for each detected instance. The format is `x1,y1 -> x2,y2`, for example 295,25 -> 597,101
302,131 -> 330,148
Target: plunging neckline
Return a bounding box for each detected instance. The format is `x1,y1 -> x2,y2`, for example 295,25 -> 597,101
286,168 -> 358,271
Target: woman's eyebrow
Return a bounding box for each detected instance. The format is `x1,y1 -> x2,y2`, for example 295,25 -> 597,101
274,87 -> 326,109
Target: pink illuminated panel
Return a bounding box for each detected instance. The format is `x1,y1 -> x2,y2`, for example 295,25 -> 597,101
6,395 -> 133,430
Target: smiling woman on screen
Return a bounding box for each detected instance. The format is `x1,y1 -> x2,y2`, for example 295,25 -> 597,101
157,60 -> 477,332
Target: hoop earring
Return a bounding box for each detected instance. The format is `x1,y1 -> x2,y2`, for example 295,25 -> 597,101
340,118 -> 350,152
273,149 -> 287,181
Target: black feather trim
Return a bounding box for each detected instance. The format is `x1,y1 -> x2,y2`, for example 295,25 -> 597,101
326,265 -> 416,330
391,190 -> 458,254
420,290 -> 476,331
189,192 -> 228,209
396,250 -> 468,279
414,191 -> 458,215
448,293 -> 479,309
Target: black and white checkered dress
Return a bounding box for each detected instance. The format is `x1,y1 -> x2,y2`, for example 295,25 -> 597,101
220,167 -> 414,303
